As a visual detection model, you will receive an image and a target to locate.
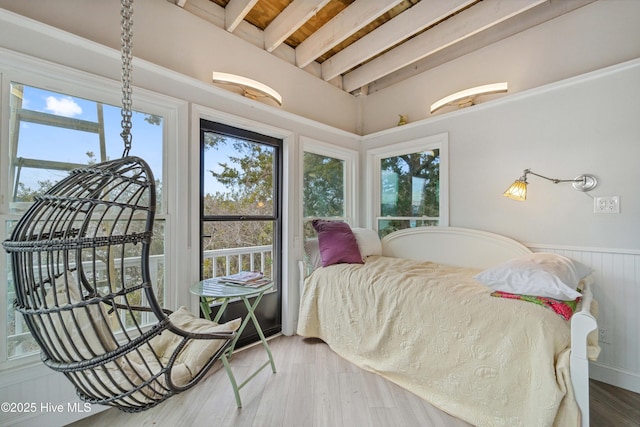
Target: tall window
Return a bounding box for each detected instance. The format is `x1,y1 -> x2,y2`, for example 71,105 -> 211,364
379,149 -> 440,236
200,120 -> 282,344
302,138 -> 357,237
3,81 -> 169,364
368,134 -> 448,237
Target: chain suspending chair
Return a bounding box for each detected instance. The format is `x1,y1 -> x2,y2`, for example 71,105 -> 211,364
2,0 -> 238,413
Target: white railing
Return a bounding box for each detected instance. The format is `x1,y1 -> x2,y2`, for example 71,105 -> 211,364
202,244 -> 273,279
6,245 -> 273,359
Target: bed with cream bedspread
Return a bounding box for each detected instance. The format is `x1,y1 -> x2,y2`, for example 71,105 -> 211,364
297,255 -> 580,427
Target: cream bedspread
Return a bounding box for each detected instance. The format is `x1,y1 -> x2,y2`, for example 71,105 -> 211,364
297,256 -> 579,427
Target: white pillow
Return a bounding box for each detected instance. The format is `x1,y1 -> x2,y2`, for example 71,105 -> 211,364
304,238 -> 323,270
351,228 -> 382,259
474,252 -> 592,301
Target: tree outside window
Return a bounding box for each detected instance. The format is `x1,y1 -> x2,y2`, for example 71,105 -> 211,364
378,149 -> 442,237
302,152 -> 345,237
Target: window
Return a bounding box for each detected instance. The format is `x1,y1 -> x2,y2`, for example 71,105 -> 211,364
8,83 -> 164,211
2,79 -> 173,365
200,120 -> 282,346
367,134 -> 449,237
302,137 -> 357,237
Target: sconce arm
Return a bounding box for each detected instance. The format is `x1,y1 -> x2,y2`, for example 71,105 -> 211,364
523,169 -> 585,184
521,169 -> 597,192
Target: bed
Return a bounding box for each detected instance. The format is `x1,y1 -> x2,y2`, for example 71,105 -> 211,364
297,226 -> 599,427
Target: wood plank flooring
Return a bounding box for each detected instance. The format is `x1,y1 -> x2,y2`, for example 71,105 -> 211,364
69,335 -> 640,427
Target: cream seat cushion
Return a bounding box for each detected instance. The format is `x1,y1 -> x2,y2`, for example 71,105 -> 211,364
43,271 -> 118,361
97,308 -> 240,401
43,272 -> 240,402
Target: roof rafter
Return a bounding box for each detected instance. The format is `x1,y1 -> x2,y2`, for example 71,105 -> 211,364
321,0 -> 476,82
295,0 -> 404,69
264,0 -> 331,53
342,0 -> 547,93
225,0 -> 259,32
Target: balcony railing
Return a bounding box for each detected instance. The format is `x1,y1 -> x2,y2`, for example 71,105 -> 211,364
202,244 -> 273,279
6,245 -> 273,359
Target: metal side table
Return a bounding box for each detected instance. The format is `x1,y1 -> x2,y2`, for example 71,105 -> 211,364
190,278 -> 277,408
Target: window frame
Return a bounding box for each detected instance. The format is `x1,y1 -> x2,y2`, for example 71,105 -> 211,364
301,136 -> 358,226
365,133 -> 449,231
199,119 -> 283,283
0,57 -> 183,369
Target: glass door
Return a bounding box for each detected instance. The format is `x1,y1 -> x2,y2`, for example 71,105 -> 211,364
200,119 -> 282,347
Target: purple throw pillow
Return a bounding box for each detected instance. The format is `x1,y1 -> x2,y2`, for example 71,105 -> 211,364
312,220 -> 363,267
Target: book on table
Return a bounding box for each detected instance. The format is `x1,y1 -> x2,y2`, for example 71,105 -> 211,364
218,271 -> 272,288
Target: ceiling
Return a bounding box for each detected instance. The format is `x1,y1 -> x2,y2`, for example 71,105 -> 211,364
173,0 -> 596,95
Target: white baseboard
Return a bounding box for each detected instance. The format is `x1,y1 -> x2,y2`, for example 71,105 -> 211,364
590,362 -> 640,394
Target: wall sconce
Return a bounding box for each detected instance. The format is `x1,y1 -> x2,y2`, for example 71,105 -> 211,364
503,169 -> 598,201
430,82 -> 508,114
212,72 -> 282,106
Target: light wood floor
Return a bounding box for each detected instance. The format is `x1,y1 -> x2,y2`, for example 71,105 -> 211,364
69,335 -> 640,427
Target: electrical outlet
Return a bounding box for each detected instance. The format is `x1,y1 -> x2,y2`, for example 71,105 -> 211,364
594,196 -> 620,214
599,328 -> 610,344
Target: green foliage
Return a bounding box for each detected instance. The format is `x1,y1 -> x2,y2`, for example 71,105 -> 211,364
202,134 -> 276,260
207,138 -> 274,207
379,149 -> 440,235
144,114 -> 162,126
303,152 -> 344,218
14,180 -> 54,202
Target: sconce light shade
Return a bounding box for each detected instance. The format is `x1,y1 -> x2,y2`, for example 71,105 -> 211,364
430,82 -> 508,114
212,72 -> 282,105
503,169 -> 597,201
503,178 -> 528,201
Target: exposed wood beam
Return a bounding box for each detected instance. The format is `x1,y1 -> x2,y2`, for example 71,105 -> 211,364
264,0 -> 330,53
343,0 -> 547,93
225,0 -> 259,32
322,0 -> 475,82
295,0 -> 403,69
366,0 -> 598,94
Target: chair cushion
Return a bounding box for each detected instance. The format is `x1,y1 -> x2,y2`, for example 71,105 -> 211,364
80,308 -> 240,403
43,271 -> 118,361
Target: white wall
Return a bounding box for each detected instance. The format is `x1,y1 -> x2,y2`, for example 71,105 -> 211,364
362,59 -> 640,249
361,0 -> 640,134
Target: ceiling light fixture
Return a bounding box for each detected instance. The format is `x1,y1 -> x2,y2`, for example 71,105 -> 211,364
503,168 -> 598,201
212,72 -> 282,106
430,82 -> 508,114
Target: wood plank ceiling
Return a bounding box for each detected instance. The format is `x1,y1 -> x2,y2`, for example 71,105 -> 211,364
173,0 -> 596,95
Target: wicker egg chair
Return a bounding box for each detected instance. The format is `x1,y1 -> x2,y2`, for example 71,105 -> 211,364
2,156 -> 238,412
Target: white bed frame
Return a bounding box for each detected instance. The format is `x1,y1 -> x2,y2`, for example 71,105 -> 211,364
381,227 -> 597,427
299,226 -> 597,426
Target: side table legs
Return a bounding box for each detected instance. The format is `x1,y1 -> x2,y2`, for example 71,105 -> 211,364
202,292 -> 276,408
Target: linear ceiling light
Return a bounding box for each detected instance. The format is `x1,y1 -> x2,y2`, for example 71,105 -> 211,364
430,82 -> 508,114
212,72 -> 282,106
503,168 -> 598,201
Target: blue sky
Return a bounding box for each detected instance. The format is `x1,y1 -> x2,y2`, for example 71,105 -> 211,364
14,84 -> 268,201
14,84 -> 163,191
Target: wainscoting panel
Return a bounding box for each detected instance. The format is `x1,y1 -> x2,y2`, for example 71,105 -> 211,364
528,244 -> 640,393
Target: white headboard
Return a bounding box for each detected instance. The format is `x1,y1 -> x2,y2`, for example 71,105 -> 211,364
381,227 -> 531,269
